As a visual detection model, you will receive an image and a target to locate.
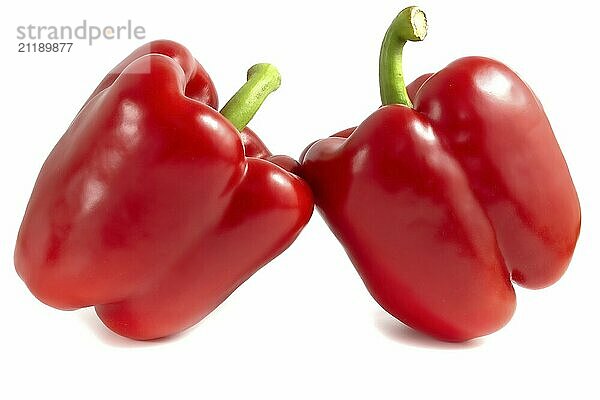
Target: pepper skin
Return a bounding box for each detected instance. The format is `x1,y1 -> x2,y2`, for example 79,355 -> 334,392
15,40 -> 313,340
299,8 -> 580,341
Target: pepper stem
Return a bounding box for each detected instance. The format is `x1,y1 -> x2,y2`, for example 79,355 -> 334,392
379,6 -> 427,107
220,63 -> 281,132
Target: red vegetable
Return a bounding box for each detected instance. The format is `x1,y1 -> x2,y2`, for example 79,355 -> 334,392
299,7 -> 580,341
15,40 -> 313,340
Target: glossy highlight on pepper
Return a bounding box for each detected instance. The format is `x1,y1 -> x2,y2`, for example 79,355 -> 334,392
15,40 -> 313,340
299,7 -> 580,341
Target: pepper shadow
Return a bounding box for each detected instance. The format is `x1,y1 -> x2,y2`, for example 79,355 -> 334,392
373,310 -> 484,349
77,307 -> 194,347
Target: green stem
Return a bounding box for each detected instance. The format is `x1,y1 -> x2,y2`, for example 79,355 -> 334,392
220,63 -> 281,132
379,6 -> 428,107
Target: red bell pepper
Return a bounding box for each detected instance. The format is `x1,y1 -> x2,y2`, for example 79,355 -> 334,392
15,40 -> 313,340
299,7 -> 580,341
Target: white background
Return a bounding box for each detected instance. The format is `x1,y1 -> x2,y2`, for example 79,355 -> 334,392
1,0 -> 598,398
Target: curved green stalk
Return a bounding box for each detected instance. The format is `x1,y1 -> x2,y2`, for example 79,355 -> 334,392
379,6 -> 428,107
220,63 -> 281,131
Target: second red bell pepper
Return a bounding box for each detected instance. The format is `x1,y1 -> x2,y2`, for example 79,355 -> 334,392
299,7 -> 580,341
15,40 -> 313,340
